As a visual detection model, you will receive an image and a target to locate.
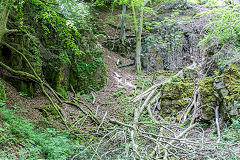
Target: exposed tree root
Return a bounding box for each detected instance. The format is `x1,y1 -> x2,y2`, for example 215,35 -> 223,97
0,61 -> 69,128
0,42 -> 69,129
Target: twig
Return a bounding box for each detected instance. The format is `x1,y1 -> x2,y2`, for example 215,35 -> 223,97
109,119 -> 135,130
215,106 -> 221,142
97,111 -> 108,133
65,101 -> 100,125
190,90 -> 199,126
131,130 -> 141,159
91,92 -> 96,104
182,86 -> 199,123
70,84 -> 76,98
163,123 -> 198,160
95,105 -> 99,117
133,62 -> 198,102
70,115 -> 86,131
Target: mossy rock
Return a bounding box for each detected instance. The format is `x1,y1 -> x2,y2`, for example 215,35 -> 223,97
43,60 -> 69,98
0,1 -> 107,98
0,79 -> 6,101
199,77 -> 215,103
70,49 -> 107,93
161,80 -> 194,100
202,104 -> 215,120
1,76 -> 36,98
222,64 -> 240,102
0,34 -> 41,98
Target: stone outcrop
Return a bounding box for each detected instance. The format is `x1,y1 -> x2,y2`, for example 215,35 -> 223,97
156,65 -> 240,121
142,2 -> 208,72
0,2 -> 107,97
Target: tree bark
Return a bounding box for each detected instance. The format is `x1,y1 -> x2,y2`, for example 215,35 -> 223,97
135,7 -> 144,73
120,3 -> 126,44
0,0 -> 16,42
131,0 -> 149,73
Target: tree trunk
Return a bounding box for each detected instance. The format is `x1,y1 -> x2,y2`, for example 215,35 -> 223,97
0,0 -> 15,42
120,3 -> 126,44
135,8 -> 144,73
131,1 -> 137,34
131,0 -> 149,73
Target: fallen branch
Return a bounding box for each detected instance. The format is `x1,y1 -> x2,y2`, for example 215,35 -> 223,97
97,111 -> 108,133
109,119 -> 135,130
65,101 -> 100,125
133,62 -> 198,102
182,86 -> 199,123
215,106 -> 221,142
163,123 -> 198,160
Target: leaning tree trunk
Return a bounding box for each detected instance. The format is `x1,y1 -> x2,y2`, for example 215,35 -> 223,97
0,0 -> 17,42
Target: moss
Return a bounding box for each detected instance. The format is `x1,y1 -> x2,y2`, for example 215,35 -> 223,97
199,77 -> 215,104
202,104 -> 215,120
19,81 -> 36,98
159,76 -> 195,117
0,79 -> 6,101
177,98 -> 190,107
222,64 -> 240,102
162,80 -> 194,100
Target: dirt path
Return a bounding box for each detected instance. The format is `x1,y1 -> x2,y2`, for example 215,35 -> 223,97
91,43 -> 137,120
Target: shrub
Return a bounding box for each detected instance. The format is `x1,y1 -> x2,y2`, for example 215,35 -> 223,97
0,107 -> 79,159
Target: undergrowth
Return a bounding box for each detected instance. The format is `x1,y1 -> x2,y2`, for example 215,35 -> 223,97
0,106 -> 81,159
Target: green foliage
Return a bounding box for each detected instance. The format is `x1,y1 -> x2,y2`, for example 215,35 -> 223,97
144,18 -> 184,49
16,0 -> 94,56
9,0 -> 107,94
223,117 -> 240,142
0,107 -> 80,159
92,0 -> 115,6
134,75 -> 152,90
0,100 -> 6,107
34,6 -> 84,55
199,4 -> 240,49
0,80 -> 6,101
81,94 -> 94,102
70,49 -> 106,93
204,0 -> 223,8
113,90 -> 124,98
75,50 -> 105,77
19,91 -> 28,97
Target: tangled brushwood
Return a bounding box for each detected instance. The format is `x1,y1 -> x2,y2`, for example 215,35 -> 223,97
68,62 -> 239,160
